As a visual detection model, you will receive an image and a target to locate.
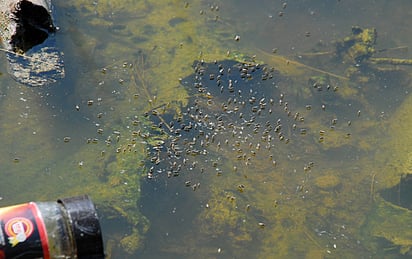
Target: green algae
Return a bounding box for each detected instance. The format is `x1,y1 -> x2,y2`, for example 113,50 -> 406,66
142,26 -> 412,258
61,4 -> 412,259
0,0 -> 239,255
145,56 -> 378,257
361,197 -> 412,255
314,174 -> 341,190
376,91 -> 412,190
357,72 -> 412,255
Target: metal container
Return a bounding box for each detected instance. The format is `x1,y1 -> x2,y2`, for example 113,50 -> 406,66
0,195 -> 104,258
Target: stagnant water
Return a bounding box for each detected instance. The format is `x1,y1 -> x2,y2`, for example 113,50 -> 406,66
1,0 -> 412,258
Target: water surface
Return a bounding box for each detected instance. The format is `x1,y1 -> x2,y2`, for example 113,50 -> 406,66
1,0 -> 412,258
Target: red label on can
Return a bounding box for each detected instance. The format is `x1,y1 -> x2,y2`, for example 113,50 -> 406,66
0,203 -> 49,259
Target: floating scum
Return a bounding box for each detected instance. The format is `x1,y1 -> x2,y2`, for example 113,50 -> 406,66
0,0 -> 411,257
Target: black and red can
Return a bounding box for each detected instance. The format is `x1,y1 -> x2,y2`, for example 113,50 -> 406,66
0,195 -> 104,259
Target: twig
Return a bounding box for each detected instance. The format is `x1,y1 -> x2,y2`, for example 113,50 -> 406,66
132,55 -> 152,102
303,227 -> 323,250
131,55 -> 174,133
376,45 -> 408,53
257,49 -> 349,81
298,51 -> 334,57
370,173 -> 376,202
369,57 -> 412,65
286,58 -> 349,81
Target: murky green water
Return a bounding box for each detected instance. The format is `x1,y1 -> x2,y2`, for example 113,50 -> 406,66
1,0 -> 412,258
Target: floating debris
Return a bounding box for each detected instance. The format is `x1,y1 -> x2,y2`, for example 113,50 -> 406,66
143,60 -> 308,181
